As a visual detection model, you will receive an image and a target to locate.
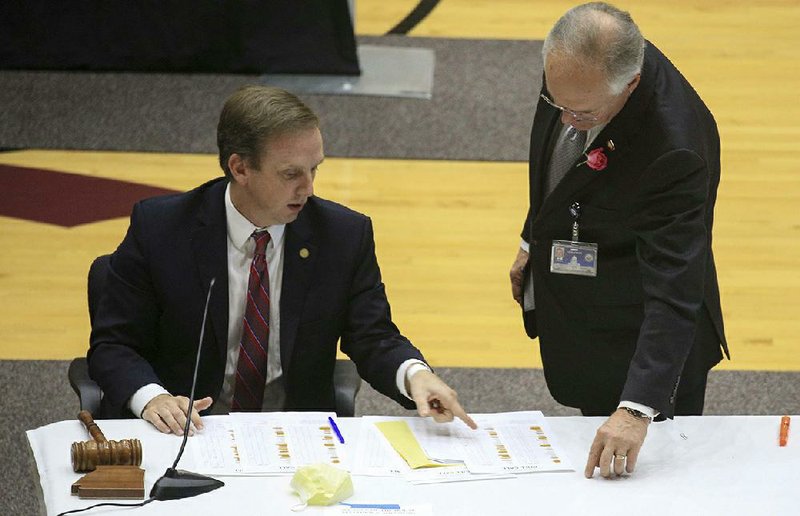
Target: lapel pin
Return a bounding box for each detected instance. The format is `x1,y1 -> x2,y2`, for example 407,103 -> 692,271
606,139 -> 615,151
299,248 -> 310,259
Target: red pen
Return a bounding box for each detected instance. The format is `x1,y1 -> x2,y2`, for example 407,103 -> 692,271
779,416 -> 790,447
430,399 -> 445,414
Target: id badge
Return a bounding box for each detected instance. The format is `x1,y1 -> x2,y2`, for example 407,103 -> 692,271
550,240 -> 598,277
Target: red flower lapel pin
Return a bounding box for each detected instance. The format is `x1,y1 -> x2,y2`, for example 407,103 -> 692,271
583,148 -> 608,171
577,139 -> 614,171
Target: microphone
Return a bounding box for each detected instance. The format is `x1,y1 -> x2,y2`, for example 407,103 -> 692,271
149,278 -> 225,501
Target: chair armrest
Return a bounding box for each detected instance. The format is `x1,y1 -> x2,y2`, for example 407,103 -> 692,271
68,357 -> 102,416
333,359 -> 362,417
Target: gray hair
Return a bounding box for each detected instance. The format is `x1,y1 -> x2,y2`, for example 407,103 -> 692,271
542,2 -> 645,95
217,85 -> 319,178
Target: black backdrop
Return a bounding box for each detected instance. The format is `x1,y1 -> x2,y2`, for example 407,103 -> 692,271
0,0 -> 360,74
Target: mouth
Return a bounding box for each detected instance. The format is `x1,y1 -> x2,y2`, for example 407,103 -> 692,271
287,202 -> 305,212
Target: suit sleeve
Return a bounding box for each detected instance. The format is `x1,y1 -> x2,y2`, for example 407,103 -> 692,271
338,217 -> 425,409
87,202 -> 164,417
621,149 -> 710,415
520,206 -> 532,241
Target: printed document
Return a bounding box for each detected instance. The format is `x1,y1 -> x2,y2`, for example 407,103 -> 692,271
352,411 -> 573,481
185,412 -> 346,475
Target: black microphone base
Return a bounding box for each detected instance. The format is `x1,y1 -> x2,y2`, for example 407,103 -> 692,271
150,467 -> 224,501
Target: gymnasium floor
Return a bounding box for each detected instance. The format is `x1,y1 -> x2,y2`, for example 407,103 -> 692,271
1,0 -> 799,373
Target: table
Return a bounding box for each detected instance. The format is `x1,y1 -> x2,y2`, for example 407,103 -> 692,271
28,415 -> 797,515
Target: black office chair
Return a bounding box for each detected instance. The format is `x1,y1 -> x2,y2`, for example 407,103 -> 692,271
68,255 -> 362,417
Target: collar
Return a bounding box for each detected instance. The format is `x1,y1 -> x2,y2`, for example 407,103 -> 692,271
224,183 -> 285,251
585,122 -> 608,151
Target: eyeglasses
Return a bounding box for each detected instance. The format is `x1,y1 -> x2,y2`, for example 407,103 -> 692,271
540,94 -> 600,123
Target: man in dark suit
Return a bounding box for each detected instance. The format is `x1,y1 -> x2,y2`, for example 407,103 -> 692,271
509,3 -> 728,477
89,85 -> 476,434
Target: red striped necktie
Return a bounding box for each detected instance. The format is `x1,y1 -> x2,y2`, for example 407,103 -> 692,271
232,230 -> 271,411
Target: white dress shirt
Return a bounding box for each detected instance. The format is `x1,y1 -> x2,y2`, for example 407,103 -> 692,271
214,184 -> 287,413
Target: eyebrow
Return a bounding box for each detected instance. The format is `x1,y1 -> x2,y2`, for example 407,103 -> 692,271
280,158 -> 324,175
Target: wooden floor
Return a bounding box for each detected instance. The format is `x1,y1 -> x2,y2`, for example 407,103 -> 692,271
2,1 -> 799,370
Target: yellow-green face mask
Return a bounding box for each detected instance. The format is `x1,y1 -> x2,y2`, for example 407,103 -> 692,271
290,463 -> 354,510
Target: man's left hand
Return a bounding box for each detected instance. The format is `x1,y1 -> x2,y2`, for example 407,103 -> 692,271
584,408 -> 650,478
407,370 -> 477,429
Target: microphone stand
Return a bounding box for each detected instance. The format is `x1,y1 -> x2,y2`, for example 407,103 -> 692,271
149,278 -> 225,501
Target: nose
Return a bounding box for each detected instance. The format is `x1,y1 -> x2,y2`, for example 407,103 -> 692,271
298,171 -> 314,197
561,111 -> 577,125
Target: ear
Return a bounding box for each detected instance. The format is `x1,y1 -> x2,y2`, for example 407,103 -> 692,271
627,73 -> 641,94
227,153 -> 249,185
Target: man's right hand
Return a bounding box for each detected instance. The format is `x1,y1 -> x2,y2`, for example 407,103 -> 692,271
142,394 -> 213,435
510,248 -> 530,305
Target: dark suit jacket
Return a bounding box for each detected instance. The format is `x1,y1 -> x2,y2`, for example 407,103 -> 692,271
88,177 -> 424,417
522,42 -> 728,417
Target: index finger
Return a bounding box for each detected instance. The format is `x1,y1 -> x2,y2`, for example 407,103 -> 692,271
454,407 -> 478,429
191,397 -> 214,431
442,398 -> 477,429
584,439 -> 603,478
189,406 -> 203,434
173,396 -> 198,435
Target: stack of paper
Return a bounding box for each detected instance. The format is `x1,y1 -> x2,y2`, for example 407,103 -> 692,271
185,412 -> 346,476
183,410 -> 573,484
352,411 -> 574,484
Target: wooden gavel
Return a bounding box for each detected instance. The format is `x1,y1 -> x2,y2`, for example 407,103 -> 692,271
71,410 -> 143,473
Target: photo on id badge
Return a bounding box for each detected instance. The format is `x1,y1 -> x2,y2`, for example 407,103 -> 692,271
550,240 -> 598,277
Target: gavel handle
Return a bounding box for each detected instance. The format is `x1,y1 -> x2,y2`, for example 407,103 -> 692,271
78,410 -> 108,443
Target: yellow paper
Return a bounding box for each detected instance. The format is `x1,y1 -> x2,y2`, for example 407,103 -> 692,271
374,421 -> 447,469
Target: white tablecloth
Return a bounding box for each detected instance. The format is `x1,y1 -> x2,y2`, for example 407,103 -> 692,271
27,415 -> 798,515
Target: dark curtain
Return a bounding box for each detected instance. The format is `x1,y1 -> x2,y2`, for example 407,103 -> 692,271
0,0 -> 360,74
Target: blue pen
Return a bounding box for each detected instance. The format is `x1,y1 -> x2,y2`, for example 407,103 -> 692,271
340,502 -> 402,510
328,416 -> 345,444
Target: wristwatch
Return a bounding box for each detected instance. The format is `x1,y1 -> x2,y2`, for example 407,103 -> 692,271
620,407 -> 653,422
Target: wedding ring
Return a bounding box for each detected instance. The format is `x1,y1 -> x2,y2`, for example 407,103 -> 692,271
614,455 -> 627,460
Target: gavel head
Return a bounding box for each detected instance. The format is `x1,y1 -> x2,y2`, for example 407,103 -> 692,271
71,438 -> 143,472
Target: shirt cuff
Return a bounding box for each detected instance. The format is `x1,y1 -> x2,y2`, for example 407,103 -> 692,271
129,383 -> 170,418
396,359 -> 431,399
618,400 -> 659,419
520,239 -> 530,253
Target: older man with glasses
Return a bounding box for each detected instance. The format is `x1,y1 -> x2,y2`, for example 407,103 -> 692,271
509,2 -> 728,479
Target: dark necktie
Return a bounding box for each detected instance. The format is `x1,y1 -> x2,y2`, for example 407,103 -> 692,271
232,231 -> 271,411
545,124 -> 587,197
